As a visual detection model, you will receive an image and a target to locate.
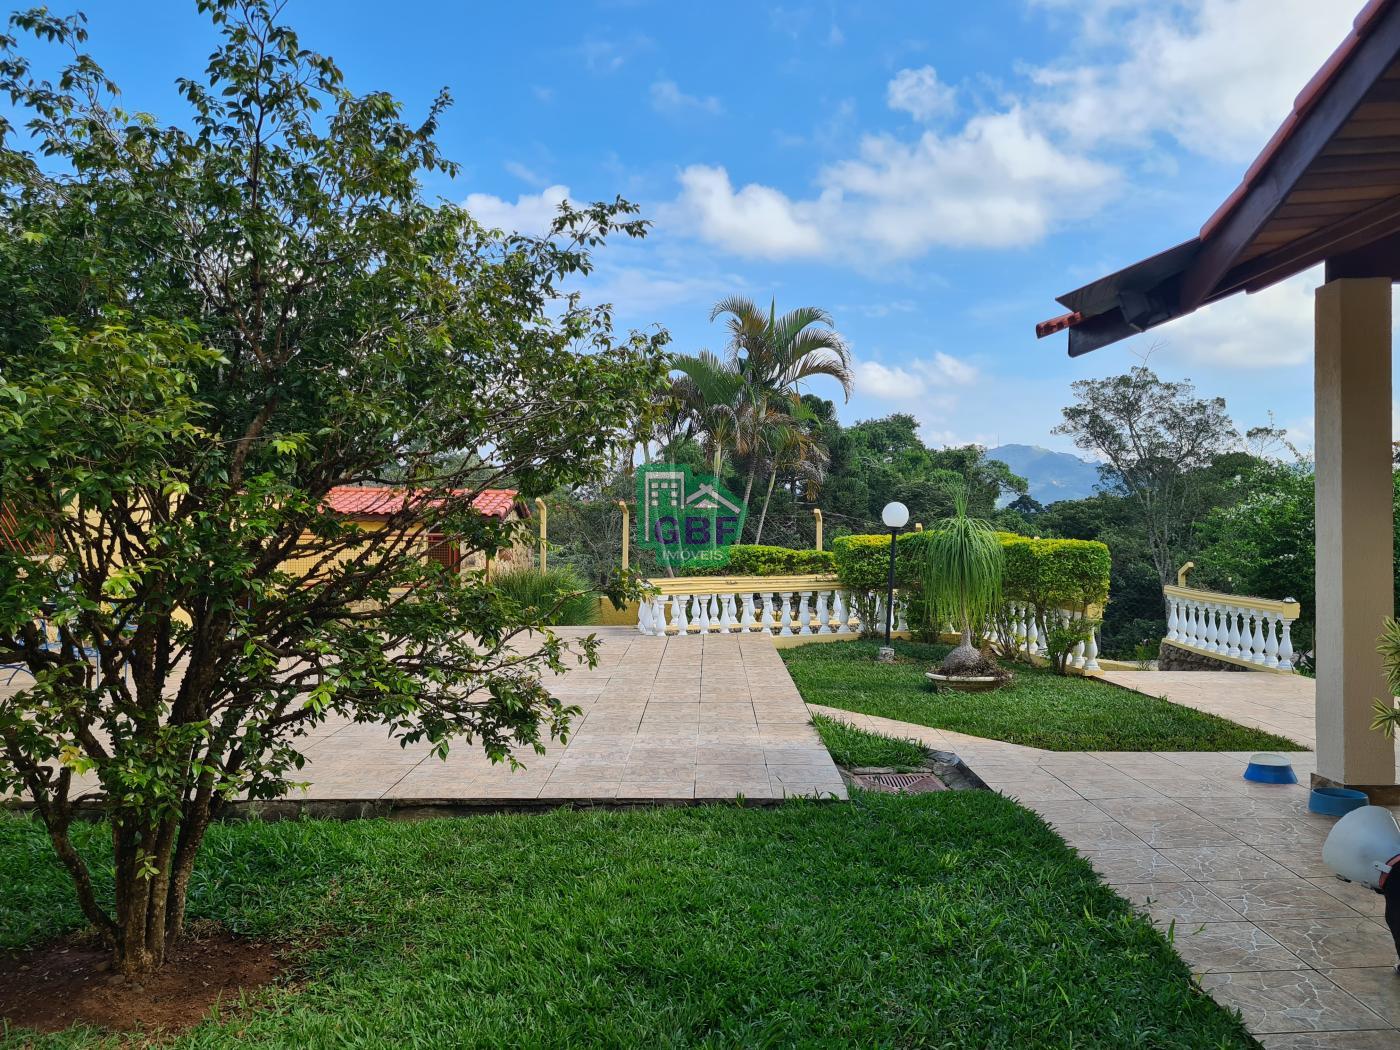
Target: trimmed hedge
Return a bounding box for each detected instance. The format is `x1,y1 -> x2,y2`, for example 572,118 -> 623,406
691,544 -> 835,577
834,532 -> 1110,635
998,534 -> 1110,612
830,533 -> 925,589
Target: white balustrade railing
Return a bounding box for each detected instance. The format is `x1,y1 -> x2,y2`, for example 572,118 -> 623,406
637,574 -> 911,638
993,601 -> 1101,673
637,575 -> 1096,673
1163,583 -> 1299,672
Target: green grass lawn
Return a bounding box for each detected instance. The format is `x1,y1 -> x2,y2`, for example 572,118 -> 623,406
1,794 -> 1255,1049
811,712 -> 928,770
783,638 -> 1304,752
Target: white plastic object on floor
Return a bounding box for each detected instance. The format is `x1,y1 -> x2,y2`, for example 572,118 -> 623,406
1322,805 -> 1400,891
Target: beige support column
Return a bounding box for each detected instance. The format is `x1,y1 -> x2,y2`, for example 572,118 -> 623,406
535,497 -> 547,573
1314,276 -> 1396,795
813,509 -> 823,551
618,500 -> 630,570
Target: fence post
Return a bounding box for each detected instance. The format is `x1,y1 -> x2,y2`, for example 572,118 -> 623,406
813,509 -> 823,551
535,497 -> 547,572
618,500 -> 630,570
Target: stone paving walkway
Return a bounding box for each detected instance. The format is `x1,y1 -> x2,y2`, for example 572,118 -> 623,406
292,628 -> 846,805
810,699 -> 1400,1047
1104,670 -> 1336,753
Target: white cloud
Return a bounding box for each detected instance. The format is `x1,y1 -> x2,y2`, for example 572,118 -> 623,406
1030,0 -> 1356,163
854,353 -> 979,401
886,66 -> 957,122
1138,269 -> 1320,369
503,160 -> 549,188
587,264 -> 734,317
577,34 -> 652,74
650,79 -> 723,116
928,352 -> 978,386
672,165 -> 826,260
667,0 -> 1359,265
462,184 -> 569,237
855,360 -> 928,401
674,107 -> 1116,259
821,108 -> 1117,253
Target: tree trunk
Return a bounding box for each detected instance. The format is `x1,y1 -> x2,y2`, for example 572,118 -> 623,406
108,788 -> 213,975
754,467 -> 777,545
740,466 -> 756,541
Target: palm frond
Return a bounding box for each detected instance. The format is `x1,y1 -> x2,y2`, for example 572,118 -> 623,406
920,478 -> 1003,634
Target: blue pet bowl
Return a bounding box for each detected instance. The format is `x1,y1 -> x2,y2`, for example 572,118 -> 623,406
1308,786 -> 1369,817
1243,752 -> 1298,785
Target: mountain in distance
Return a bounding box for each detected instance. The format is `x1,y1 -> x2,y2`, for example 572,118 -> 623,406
986,444 -> 1101,506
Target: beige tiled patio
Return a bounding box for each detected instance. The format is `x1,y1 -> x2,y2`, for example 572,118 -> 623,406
288,628 -> 847,806
811,694 -> 1400,1045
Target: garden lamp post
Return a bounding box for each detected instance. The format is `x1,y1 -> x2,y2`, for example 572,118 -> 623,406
879,501 -> 909,662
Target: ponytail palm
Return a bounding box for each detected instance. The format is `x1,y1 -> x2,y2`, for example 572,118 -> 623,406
922,481 -> 1004,674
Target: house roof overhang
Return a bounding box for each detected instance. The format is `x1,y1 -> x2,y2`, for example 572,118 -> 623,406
1037,0 -> 1400,357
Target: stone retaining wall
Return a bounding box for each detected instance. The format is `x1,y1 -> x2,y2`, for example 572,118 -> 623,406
1156,640 -> 1251,672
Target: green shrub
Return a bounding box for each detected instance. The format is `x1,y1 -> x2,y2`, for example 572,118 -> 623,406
1000,535 -> 1111,612
830,533 -> 924,589
834,531 -> 1110,643
698,544 -> 835,577
831,533 -> 925,636
492,566 -> 600,626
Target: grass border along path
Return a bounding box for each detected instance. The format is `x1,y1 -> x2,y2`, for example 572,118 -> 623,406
783,638 -> 1304,753
1,792 -> 1256,1049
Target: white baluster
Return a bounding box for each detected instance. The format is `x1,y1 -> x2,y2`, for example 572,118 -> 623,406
672,594 -> 689,636
1225,609 -> 1241,658
1185,601 -> 1201,648
1166,598 -> 1179,642
741,593 -> 757,632
1202,604 -> 1219,653
1264,612 -> 1279,667
1083,627 -> 1100,671
637,597 -> 652,635
778,592 -> 794,636
1247,612 -> 1265,664
832,590 -> 848,633
761,592 -> 776,634
895,593 -> 908,632
796,591 -> 812,635
1278,617 -> 1295,670
814,590 -> 829,634
650,594 -> 668,636
1035,614 -> 1048,656
715,594 -> 731,633
695,596 -> 710,634
1071,613 -> 1086,669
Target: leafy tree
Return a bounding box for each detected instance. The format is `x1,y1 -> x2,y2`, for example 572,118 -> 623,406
0,2 -> 663,975
818,414 -> 1025,528
1055,366 -> 1237,588
669,297 -> 852,537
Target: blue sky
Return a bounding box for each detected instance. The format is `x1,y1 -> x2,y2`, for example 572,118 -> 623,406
64,0 -> 1367,453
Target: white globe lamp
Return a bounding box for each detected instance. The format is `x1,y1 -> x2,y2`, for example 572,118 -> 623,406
881,501 -> 910,529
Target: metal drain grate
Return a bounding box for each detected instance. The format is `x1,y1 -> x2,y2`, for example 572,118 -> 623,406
857,772 -> 945,793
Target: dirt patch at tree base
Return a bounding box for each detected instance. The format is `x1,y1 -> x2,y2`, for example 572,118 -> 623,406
0,925 -> 287,1037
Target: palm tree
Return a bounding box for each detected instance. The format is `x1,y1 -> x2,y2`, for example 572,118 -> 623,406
751,398 -> 830,544
922,479 -> 1004,676
672,296 -> 851,534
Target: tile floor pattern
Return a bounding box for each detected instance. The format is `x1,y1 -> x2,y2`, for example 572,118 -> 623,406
808,703 -> 1400,1045
292,628 -> 847,804
1102,670 -> 1400,760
